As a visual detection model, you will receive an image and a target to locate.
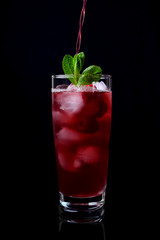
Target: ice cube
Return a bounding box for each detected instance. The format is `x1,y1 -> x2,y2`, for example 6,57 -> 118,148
56,91 -> 84,113
67,84 -> 78,91
74,146 -> 100,168
77,85 -> 94,92
80,93 -> 108,118
57,150 -> 70,171
57,146 -> 76,172
56,127 -> 84,143
52,110 -> 70,127
93,81 -> 107,91
67,84 -> 94,92
56,84 -> 68,89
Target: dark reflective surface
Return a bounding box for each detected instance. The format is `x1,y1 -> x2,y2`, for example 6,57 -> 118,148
58,220 -> 106,240
56,194 -> 112,240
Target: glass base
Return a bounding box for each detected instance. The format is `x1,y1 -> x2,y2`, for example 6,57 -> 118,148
58,191 -> 105,223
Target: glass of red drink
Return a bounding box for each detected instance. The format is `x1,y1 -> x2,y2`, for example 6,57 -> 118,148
51,74 -> 112,221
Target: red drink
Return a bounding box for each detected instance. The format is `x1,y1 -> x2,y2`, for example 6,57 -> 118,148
52,84 -> 112,198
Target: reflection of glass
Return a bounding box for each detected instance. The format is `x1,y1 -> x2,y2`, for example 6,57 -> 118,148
58,205 -> 105,223
51,75 -> 112,220
59,217 -> 106,240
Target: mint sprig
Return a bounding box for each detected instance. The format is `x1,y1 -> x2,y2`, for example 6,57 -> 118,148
62,54 -> 75,84
62,52 -> 102,85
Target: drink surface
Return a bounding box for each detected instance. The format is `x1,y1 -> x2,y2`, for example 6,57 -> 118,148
52,86 -> 112,198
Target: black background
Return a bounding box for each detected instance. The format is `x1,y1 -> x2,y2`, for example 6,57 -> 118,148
2,0 -> 159,239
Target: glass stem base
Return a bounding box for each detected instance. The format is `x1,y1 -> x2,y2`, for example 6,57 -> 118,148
58,191 -> 106,223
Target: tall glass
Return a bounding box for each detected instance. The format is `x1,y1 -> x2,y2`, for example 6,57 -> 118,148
51,74 -> 112,220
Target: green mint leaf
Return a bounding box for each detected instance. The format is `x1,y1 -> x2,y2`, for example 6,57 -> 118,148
73,54 -> 80,82
77,52 -> 85,70
62,54 -> 76,84
82,65 -> 102,75
62,52 -> 102,85
73,52 -> 85,82
62,54 -> 74,74
78,65 -> 102,85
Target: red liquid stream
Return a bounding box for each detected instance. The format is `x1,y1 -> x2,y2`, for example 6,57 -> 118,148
76,0 -> 87,54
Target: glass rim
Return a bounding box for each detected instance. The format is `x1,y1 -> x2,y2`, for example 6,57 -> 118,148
51,74 -> 112,79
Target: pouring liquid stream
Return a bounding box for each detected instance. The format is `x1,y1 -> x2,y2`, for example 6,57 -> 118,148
76,0 -> 87,54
